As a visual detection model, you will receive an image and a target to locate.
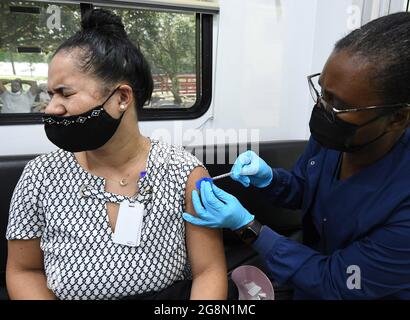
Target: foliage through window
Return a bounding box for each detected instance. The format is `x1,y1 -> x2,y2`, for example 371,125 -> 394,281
96,6 -> 197,109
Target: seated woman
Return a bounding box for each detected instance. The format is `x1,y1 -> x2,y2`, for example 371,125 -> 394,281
5,9 -> 227,300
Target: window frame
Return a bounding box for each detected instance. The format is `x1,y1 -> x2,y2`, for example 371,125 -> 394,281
0,1 -> 214,125
87,0 -> 219,14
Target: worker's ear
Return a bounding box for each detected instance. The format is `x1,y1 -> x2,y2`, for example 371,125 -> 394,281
386,108 -> 410,132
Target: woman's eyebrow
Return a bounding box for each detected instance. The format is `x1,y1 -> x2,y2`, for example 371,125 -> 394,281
49,85 -> 73,93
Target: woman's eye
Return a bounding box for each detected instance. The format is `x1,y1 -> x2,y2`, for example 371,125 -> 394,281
48,90 -> 74,98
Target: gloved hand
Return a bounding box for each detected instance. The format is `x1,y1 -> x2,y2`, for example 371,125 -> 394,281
231,150 -> 273,188
183,181 -> 254,230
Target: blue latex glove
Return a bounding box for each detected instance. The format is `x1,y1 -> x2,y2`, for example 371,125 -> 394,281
183,181 -> 254,230
231,150 -> 273,188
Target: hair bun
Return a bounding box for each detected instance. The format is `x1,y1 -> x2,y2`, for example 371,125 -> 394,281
81,9 -> 126,36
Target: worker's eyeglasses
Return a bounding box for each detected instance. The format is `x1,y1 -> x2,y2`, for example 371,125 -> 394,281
307,73 -> 410,121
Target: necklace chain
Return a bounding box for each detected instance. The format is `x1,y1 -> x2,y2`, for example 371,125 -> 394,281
85,138 -> 150,187
104,170 -> 147,187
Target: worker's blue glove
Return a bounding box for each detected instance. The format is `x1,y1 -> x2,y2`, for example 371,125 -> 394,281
183,181 -> 254,230
231,150 -> 273,188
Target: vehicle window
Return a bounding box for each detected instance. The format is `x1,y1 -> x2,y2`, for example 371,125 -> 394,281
0,1 -> 215,124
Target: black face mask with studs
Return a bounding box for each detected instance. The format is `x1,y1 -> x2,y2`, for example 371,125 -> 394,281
43,88 -> 124,152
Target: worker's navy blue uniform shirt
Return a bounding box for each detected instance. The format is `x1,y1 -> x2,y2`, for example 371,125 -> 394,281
253,128 -> 410,299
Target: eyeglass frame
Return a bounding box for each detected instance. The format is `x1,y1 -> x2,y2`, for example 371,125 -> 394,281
307,73 -> 410,115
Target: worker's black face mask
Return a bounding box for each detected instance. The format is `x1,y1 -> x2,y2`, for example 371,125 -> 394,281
309,104 -> 388,153
43,88 -> 123,152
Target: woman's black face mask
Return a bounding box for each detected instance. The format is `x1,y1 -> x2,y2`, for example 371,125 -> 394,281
309,104 -> 388,153
43,88 -> 124,152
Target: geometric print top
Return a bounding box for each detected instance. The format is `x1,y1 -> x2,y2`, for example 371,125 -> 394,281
6,138 -> 204,300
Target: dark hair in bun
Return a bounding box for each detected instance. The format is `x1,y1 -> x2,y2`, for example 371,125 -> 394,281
81,8 -> 126,37
54,9 -> 153,109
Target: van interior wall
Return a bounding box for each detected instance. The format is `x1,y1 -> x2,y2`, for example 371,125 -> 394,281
0,0 -> 402,156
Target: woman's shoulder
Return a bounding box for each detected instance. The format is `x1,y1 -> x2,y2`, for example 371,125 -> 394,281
24,149 -> 72,175
151,139 -> 204,169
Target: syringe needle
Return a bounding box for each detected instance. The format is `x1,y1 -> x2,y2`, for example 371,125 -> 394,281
211,172 -> 232,181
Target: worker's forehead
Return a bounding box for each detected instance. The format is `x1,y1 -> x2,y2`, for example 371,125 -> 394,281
320,50 -> 383,106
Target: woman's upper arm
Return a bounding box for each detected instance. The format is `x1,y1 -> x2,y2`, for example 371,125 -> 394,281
7,239 -> 44,272
184,166 -> 227,277
7,239 -> 56,300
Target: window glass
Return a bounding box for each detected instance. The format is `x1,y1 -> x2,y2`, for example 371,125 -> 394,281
0,1 -> 80,114
97,6 -> 197,109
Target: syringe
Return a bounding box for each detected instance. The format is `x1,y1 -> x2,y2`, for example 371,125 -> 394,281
195,172 -> 232,189
211,172 -> 232,181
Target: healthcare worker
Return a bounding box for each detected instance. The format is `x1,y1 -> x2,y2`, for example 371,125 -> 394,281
183,12 -> 410,299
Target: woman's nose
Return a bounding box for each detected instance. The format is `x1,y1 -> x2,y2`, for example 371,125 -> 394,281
44,97 -> 66,115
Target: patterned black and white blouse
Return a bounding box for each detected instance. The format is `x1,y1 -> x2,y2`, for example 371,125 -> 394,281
6,139 -> 204,300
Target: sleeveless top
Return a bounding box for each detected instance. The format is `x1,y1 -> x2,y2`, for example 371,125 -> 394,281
6,139 -> 204,300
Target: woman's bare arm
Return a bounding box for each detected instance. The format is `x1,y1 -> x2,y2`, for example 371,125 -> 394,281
7,238 -> 57,300
184,167 -> 228,300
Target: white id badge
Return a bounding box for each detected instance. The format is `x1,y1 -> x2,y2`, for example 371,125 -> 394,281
112,200 -> 144,247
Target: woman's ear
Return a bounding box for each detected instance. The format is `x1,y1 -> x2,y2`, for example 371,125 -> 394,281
118,84 -> 133,108
387,108 -> 410,132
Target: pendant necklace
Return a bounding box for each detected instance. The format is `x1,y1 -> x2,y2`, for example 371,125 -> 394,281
109,170 -> 147,187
